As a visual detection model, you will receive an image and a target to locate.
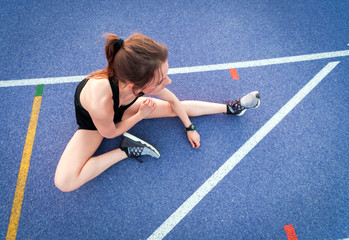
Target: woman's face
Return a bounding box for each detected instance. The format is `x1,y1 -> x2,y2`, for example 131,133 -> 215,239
140,60 -> 172,95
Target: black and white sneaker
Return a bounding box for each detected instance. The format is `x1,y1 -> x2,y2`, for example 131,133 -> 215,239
226,91 -> 260,116
120,132 -> 161,163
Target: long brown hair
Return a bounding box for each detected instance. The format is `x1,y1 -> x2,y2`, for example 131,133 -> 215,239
88,33 -> 168,93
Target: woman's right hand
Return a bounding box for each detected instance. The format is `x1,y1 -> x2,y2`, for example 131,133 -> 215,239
138,98 -> 157,118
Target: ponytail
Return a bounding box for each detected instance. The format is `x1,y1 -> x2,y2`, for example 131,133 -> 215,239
87,33 -> 168,93
104,34 -> 124,78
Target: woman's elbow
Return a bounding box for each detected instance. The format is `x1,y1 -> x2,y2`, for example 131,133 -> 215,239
97,127 -> 119,139
101,131 -> 119,139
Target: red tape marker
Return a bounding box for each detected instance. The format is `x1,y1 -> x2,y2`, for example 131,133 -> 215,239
229,68 -> 239,80
284,225 -> 298,240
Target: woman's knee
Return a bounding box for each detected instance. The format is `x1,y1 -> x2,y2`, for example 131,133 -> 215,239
54,171 -> 77,192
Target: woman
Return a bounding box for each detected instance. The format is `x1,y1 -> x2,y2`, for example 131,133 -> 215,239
54,33 -> 260,192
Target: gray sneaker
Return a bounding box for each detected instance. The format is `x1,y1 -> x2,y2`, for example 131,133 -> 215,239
120,133 -> 161,163
227,91 -> 260,116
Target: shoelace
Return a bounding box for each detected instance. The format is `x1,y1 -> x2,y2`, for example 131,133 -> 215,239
127,147 -> 144,163
226,99 -> 245,114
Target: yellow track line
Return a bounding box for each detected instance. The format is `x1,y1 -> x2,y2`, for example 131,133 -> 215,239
6,85 -> 44,240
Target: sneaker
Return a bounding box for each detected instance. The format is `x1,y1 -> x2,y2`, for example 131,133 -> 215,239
226,91 -> 260,116
120,132 -> 161,163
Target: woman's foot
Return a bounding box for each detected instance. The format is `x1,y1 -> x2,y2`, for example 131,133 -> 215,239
120,132 -> 161,163
226,91 -> 260,116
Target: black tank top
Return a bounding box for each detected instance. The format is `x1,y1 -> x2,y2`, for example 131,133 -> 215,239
74,78 -> 138,130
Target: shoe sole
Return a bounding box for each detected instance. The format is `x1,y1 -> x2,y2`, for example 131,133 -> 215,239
236,91 -> 260,116
123,132 -> 161,158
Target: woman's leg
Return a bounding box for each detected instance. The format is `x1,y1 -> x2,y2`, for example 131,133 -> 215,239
54,130 -> 127,192
123,91 -> 260,120
122,97 -> 227,120
176,100 -> 227,117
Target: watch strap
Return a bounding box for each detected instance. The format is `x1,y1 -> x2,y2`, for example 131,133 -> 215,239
185,123 -> 196,131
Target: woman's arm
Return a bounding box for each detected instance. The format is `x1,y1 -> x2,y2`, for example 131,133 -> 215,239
83,80 -> 156,139
90,98 -> 156,139
91,108 -> 142,139
156,88 -> 200,148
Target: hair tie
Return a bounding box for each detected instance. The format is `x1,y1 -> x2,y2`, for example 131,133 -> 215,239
117,38 -> 124,46
114,38 -> 124,55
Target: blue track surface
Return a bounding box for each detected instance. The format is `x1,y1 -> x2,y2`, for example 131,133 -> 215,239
1,1 -> 348,239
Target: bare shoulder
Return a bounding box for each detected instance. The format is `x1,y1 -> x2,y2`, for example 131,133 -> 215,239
80,78 -> 113,115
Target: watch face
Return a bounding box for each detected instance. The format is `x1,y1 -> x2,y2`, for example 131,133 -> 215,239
186,124 -> 196,131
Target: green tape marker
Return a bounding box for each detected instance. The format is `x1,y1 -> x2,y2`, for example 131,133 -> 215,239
35,84 -> 44,97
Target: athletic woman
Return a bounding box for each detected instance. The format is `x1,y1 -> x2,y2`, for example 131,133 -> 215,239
54,33 -> 260,192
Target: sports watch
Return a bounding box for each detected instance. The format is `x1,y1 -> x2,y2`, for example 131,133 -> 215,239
185,123 -> 196,131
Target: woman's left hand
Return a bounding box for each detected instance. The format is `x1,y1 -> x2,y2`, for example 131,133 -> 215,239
187,131 -> 200,149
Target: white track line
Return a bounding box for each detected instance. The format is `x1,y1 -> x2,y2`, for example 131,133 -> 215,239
169,50 -> 348,74
0,75 -> 86,88
147,61 -> 340,240
1,50 -> 348,87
